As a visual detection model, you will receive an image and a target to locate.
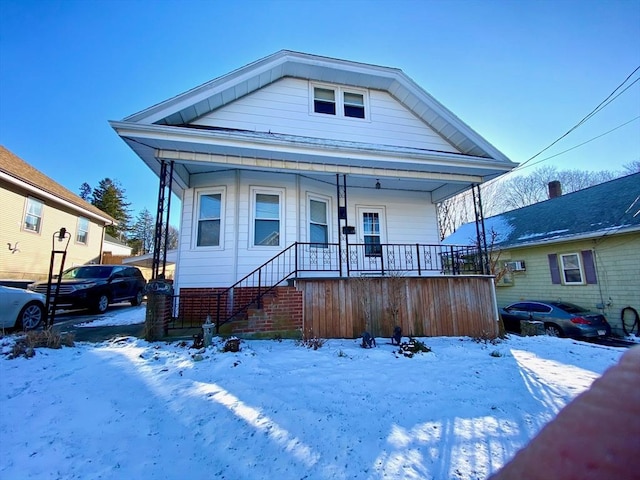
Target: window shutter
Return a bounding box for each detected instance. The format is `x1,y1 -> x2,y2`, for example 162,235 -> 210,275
581,250 -> 598,284
548,254 -> 561,284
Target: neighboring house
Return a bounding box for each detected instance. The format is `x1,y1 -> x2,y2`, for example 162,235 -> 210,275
444,173 -> 640,336
0,146 -> 115,282
102,233 -> 133,258
111,50 -> 517,338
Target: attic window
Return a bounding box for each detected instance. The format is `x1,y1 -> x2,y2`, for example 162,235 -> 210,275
344,92 -> 364,118
314,88 -> 336,115
311,83 -> 368,120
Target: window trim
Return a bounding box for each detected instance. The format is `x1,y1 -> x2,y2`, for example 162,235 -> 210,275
559,252 -> 584,285
309,83 -> 369,121
307,193 -> 331,247
76,216 -> 89,245
23,197 -> 44,234
250,186 -> 284,249
192,187 -> 226,250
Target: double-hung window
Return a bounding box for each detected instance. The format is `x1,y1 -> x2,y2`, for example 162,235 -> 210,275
253,190 -> 281,247
76,217 -> 89,244
196,190 -> 223,247
309,198 -> 329,247
559,253 -> 583,284
24,197 -> 43,233
313,88 -> 336,115
343,92 -> 365,118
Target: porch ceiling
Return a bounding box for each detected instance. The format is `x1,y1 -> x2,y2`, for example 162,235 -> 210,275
112,122 -> 512,203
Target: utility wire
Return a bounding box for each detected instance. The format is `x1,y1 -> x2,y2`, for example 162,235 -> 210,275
516,115 -> 640,172
515,65 -> 640,171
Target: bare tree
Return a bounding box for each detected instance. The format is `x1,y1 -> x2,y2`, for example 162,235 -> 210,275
496,166 -> 618,211
437,181 -> 505,240
622,160 -> 640,174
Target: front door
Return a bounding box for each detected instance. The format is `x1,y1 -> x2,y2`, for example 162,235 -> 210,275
356,206 -> 386,265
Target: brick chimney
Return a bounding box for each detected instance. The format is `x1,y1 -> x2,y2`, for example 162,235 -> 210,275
548,180 -> 562,199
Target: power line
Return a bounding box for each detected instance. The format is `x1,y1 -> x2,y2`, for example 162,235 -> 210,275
516,115 -> 640,172
516,65 -> 640,170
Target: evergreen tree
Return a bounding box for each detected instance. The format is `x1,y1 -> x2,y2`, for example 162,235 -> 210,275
91,178 -> 132,238
129,208 -> 155,255
79,182 -> 92,201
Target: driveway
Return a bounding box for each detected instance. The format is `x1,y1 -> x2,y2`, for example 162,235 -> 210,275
51,303 -> 145,342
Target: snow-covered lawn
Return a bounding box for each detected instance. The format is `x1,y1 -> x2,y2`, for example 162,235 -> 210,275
0,307 -> 628,480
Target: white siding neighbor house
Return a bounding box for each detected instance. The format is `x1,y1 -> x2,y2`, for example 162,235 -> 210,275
111,51 -> 517,338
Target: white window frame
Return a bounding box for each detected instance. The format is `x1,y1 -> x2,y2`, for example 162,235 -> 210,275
307,193 -> 331,247
309,82 -> 369,121
559,253 -> 584,285
192,187 -> 225,250
23,197 -> 43,234
76,216 -> 89,244
250,187 -> 284,249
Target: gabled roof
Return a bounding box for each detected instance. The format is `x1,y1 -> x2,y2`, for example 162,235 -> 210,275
0,146 -> 115,225
444,173 -> 640,248
122,50 -> 509,162
111,51 -> 517,202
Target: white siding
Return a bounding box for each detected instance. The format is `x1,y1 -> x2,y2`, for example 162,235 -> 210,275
193,78 -> 458,153
175,172 -> 439,289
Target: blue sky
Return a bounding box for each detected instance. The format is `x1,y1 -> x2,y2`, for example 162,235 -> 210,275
1,0 -> 638,226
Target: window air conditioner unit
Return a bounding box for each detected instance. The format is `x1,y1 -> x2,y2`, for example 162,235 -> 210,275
505,260 -> 526,272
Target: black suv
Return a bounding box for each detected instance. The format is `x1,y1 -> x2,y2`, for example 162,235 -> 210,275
29,265 -> 147,314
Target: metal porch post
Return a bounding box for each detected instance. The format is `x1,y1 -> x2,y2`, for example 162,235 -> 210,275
472,183 -> 490,275
336,174 -> 349,276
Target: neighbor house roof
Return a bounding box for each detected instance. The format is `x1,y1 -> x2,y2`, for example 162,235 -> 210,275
111,50 -> 517,202
444,172 -> 640,248
0,146 -> 115,224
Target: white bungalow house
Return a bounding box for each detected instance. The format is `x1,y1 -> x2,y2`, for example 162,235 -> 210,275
111,51 -> 517,338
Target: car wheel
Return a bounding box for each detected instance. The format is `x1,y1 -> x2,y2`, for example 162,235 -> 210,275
94,294 -> 109,314
130,289 -> 143,306
17,301 -> 45,330
545,323 -> 563,337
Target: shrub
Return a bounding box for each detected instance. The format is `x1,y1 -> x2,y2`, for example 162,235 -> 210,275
6,329 -> 74,359
295,328 -> 326,350
397,337 -> 431,358
222,337 -> 241,352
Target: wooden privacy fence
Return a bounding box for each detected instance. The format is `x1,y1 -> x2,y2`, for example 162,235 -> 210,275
295,276 -> 498,339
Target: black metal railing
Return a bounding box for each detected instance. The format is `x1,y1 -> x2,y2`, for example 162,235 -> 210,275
167,242 -> 481,332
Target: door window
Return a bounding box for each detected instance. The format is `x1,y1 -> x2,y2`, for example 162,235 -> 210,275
362,211 -> 381,257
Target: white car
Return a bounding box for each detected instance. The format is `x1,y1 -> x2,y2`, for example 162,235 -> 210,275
0,285 -> 46,330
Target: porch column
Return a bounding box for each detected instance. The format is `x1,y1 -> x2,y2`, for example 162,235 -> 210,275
472,183 -> 490,275
152,160 -> 174,279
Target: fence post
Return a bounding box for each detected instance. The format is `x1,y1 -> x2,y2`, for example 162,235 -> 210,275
416,244 -> 422,276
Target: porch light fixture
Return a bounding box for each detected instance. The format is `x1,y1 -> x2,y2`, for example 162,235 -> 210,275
375,179 -> 381,189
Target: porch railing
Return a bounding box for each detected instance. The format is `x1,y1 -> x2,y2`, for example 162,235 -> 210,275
167,242 -> 482,332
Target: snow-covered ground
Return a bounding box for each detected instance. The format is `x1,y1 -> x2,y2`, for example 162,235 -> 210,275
75,304 -> 146,328
0,307 -> 631,480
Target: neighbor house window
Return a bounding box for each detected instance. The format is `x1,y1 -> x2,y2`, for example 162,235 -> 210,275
309,199 -> 328,246
253,190 -> 281,247
314,87 -> 336,115
76,217 -> 89,244
559,253 -> 583,284
343,92 -> 365,118
24,197 -> 43,233
196,192 -> 222,247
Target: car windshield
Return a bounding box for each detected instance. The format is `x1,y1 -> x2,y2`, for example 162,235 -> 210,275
551,302 -> 589,314
62,266 -> 114,280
